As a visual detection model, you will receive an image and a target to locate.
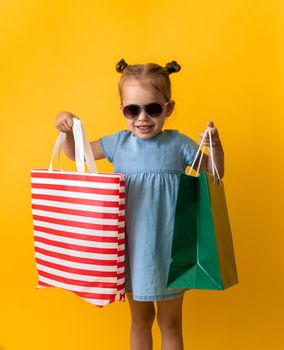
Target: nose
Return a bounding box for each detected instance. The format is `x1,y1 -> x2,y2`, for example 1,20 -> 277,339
137,107 -> 150,121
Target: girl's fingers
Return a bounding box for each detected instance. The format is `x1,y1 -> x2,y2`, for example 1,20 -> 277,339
64,121 -> 72,131
58,125 -> 66,132
199,133 -> 220,146
199,141 -> 220,147
56,121 -> 71,133
66,117 -> 74,128
55,112 -> 76,133
199,121 -> 220,145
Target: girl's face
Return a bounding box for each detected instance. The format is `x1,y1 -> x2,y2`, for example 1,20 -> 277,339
120,79 -> 175,140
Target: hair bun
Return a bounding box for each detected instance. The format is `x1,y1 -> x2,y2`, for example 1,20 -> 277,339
116,59 -> 128,73
165,60 -> 181,74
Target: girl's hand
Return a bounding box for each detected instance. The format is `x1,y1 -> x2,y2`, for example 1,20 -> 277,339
198,120 -> 222,148
55,111 -> 79,133
196,120 -> 224,178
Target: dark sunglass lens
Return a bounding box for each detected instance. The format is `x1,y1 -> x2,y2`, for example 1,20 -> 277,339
145,103 -> 163,117
123,105 -> 140,118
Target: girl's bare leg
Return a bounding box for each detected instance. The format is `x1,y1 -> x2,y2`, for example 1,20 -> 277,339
127,293 -> 156,350
156,295 -> 184,350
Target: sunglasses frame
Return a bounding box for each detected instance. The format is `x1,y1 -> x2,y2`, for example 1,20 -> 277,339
120,101 -> 171,119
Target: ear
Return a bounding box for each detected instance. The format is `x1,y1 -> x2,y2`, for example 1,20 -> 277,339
166,100 -> 175,117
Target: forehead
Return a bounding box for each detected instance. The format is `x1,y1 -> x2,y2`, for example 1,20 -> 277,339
121,78 -> 164,105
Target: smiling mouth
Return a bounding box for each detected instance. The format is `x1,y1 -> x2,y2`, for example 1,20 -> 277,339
135,125 -> 154,131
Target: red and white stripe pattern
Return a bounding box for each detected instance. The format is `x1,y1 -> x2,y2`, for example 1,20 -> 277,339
31,169 -> 125,307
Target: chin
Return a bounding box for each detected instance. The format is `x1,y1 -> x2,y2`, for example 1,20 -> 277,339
135,131 -> 158,140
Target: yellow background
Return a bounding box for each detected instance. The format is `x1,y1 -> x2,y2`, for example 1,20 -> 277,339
1,0 -> 283,349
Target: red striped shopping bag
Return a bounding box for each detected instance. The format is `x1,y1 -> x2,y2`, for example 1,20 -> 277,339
31,119 -> 125,307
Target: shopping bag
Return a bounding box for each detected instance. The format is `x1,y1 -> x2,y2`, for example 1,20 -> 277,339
31,119 -> 125,307
167,128 -> 238,290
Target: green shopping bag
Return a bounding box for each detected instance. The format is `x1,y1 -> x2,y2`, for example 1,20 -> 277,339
167,129 -> 238,290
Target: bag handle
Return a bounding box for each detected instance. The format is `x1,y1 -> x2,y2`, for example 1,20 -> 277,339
187,127 -> 220,181
49,118 -> 98,174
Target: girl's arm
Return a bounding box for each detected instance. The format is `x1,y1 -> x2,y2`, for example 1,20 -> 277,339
55,111 -> 106,161
192,121 -> 224,179
90,140 -> 105,160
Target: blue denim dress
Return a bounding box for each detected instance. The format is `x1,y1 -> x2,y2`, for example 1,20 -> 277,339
100,130 -> 198,301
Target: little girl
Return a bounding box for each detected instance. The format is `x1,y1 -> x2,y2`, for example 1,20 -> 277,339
55,59 -> 224,350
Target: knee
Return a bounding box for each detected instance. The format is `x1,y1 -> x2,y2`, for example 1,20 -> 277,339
157,312 -> 182,334
131,308 -> 156,330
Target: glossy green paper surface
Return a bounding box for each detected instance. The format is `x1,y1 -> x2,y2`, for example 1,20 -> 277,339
167,171 -> 238,290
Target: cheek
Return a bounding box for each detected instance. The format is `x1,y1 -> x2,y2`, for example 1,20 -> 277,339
158,116 -> 167,126
125,120 -> 134,129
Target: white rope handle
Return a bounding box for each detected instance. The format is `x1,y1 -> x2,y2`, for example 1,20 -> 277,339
188,128 -> 209,176
188,127 -> 220,182
49,118 -> 98,174
208,127 -> 215,178
208,127 -> 220,180
196,145 -> 206,175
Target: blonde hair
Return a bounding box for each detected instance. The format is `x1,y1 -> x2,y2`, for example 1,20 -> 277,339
116,59 -> 181,102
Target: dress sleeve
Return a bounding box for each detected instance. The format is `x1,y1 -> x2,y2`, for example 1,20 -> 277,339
179,132 -> 199,168
99,131 -> 123,163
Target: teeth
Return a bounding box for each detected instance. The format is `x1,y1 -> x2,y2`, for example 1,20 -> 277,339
137,126 -> 152,129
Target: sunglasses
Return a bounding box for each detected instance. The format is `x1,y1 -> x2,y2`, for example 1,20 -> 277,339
121,101 -> 170,119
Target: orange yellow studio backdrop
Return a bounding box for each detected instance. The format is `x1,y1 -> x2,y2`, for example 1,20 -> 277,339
0,0 -> 283,349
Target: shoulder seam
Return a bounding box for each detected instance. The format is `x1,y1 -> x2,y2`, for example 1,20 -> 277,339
112,130 -> 126,160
